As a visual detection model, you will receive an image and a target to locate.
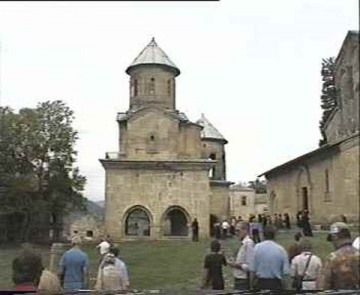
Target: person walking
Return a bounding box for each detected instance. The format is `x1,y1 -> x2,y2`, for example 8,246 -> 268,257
284,213 -> 291,229
301,210 -> 313,237
318,222 -> 360,290
251,226 -> 290,290
291,238 -> 322,291
96,236 -> 111,265
228,221 -> 255,290
201,240 -> 227,290
95,253 -> 125,291
58,236 -> 90,292
191,218 -> 199,242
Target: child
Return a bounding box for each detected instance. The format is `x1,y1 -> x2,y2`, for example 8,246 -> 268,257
201,240 -> 227,290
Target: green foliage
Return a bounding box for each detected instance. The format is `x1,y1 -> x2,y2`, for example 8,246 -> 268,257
0,100 -> 86,241
319,57 -> 337,146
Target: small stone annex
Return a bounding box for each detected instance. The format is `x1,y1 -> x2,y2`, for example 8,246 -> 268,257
100,38 -> 233,240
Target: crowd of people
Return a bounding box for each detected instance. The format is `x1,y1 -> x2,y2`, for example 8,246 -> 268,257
202,221 -> 360,292
11,235 -> 130,294
10,214 -> 359,294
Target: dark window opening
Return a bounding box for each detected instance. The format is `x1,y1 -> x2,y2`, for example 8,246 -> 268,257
209,153 -> 216,160
241,196 -> 247,206
325,169 -> 329,193
86,230 -> 93,237
150,77 -> 155,94
150,135 -> 155,141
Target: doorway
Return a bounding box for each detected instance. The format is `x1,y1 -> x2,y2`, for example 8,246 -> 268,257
301,187 -> 309,211
163,207 -> 189,236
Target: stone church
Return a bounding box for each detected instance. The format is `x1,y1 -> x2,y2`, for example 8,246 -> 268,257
100,38 -> 232,240
259,31 -> 359,223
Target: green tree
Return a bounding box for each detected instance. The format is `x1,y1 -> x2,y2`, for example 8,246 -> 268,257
319,57 -> 337,146
0,101 -> 86,242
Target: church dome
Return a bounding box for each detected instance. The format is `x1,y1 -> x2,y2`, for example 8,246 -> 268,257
196,114 -> 228,144
126,38 -> 180,76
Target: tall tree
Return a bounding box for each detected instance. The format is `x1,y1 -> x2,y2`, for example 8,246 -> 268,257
0,101 -> 86,242
319,57 -> 337,146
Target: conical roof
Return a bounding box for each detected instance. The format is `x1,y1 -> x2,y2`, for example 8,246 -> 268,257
126,38 -> 180,76
196,114 -> 227,143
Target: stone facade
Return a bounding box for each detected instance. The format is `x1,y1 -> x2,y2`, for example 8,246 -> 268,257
101,39 -> 232,240
229,185 -> 268,219
260,31 -> 359,224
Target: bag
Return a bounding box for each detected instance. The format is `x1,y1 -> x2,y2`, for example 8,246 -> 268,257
292,254 -> 312,291
292,275 -> 304,291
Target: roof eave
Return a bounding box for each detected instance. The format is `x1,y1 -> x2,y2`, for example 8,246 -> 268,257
125,63 -> 181,77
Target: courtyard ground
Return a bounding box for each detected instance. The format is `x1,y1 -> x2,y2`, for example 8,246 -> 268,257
0,230 -> 336,291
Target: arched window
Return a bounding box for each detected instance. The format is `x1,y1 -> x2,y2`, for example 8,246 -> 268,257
208,153 -> 216,178
149,77 -> 155,94
125,207 -> 151,236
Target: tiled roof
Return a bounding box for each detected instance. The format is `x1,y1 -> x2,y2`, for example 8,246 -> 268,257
196,114 -> 227,143
126,38 -> 180,76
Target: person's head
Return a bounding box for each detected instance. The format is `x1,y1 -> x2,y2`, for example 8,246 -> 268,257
237,221 -> 249,240
329,222 -> 352,248
210,240 -> 221,253
103,253 -> 116,266
71,236 -> 82,247
299,238 -> 313,252
263,226 -> 276,240
294,232 -> 302,242
12,244 -> 44,287
109,246 -> 119,257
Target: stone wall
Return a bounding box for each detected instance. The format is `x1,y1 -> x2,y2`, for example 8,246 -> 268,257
266,135 -> 359,223
104,165 -> 211,240
209,183 -> 230,220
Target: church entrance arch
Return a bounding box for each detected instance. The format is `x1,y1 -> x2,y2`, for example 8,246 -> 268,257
162,206 -> 190,237
124,206 -> 152,237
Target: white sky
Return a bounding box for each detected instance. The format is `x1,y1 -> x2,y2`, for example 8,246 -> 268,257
0,1 -> 358,202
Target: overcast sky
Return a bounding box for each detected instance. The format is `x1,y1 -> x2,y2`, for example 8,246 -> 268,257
0,1 -> 357,201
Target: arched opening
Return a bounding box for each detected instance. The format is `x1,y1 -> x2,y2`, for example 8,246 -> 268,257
162,206 -> 189,237
125,206 -> 151,237
208,153 -> 216,178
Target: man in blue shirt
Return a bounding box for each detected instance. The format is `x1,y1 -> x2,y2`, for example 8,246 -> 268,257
251,225 -> 290,290
58,236 -> 90,291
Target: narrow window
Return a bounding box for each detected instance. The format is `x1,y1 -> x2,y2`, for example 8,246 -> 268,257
241,196 -> 247,206
325,169 -> 329,193
150,77 -> 155,94
134,79 -> 138,96
150,135 -> 155,141
167,79 -> 171,96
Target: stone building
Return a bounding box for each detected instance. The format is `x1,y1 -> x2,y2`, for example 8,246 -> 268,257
100,38 -> 232,240
229,184 -> 268,220
259,31 -> 359,223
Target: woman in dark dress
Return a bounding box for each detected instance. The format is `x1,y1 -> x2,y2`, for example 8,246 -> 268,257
202,240 -> 227,290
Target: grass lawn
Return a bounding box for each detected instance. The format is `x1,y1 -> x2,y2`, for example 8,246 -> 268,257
0,231 -> 335,291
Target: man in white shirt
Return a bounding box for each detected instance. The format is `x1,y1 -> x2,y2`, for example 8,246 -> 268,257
291,238 -> 322,290
96,236 -> 111,264
228,221 -> 255,290
221,220 -> 230,239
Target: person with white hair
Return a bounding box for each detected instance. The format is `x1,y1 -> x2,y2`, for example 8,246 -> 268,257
58,236 -> 90,292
